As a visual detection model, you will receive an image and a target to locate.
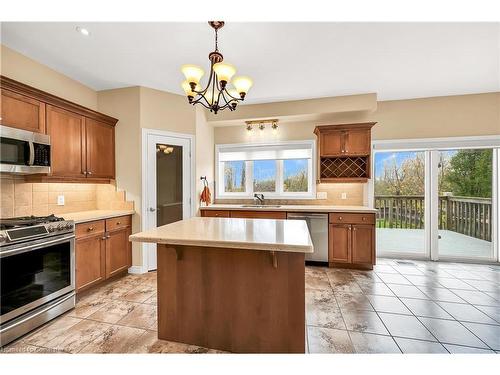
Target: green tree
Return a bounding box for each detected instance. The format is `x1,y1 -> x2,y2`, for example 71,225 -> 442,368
444,149 -> 492,198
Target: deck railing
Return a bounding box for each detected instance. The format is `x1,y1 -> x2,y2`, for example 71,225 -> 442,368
374,195 -> 492,241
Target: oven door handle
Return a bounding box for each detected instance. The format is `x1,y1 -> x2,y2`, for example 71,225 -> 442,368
28,141 -> 35,166
0,234 -> 75,258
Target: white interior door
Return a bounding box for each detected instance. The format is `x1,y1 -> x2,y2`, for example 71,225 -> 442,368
144,131 -> 192,271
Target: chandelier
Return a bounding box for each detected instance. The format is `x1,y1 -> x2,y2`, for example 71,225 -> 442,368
180,21 -> 253,114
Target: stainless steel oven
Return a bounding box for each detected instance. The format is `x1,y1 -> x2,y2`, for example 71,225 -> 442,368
0,218 -> 75,346
0,125 -> 50,174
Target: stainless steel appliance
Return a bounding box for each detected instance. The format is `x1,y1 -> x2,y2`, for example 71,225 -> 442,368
0,215 -> 75,346
287,212 -> 328,263
0,125 -> 51,174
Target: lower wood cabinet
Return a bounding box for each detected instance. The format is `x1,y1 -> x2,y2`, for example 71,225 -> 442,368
75,233 -> 106,291
329,213 -> 375,269
329,224 -> 351,263
105,226 -> 132,279
75,215 -> 132,293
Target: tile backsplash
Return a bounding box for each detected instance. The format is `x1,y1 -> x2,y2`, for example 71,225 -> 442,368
215,183 -> 366,206
0,176 -> 134,218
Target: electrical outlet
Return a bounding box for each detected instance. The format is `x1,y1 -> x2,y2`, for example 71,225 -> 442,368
316,191 -> 327,200
341,193 -> 347,200
57,195 -> 65,206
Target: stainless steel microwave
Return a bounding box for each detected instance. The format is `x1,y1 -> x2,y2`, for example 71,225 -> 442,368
0,125 -> 51,174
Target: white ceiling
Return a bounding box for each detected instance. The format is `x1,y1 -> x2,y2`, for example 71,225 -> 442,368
1,22 -> 499,104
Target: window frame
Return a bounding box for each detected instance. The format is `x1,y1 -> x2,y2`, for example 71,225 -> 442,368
216,140 -> 316,200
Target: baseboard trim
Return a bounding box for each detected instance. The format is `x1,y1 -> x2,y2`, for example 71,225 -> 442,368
128,265 -> 147,274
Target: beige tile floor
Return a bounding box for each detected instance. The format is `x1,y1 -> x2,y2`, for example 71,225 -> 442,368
2,258 -> 500,354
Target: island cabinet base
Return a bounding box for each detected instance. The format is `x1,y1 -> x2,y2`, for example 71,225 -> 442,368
156,244 -> 306,353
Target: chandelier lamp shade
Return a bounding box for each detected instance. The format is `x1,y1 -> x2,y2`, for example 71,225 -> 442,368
180,21 -> 253,114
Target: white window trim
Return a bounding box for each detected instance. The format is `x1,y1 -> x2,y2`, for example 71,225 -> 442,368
215,140 -> 316,200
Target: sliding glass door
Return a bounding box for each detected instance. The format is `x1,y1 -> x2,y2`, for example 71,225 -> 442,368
436,149 -> 494,260
373,142 -> 499,263
374,151 -> 428,258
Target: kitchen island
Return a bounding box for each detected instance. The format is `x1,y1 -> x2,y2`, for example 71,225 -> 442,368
129,216 -> 313,353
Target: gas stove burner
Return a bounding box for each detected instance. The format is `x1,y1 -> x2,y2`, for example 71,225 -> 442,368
0,214 -> 65,230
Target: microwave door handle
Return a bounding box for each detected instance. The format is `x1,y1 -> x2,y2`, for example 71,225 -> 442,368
28,141 -> 35,165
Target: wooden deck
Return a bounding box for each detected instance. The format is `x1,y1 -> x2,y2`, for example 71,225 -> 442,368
376,228 -> 493,258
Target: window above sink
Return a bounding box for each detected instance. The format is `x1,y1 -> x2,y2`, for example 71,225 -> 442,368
216,140 -> 316,200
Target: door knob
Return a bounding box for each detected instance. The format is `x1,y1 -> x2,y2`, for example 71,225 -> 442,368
149,207 -> 156,212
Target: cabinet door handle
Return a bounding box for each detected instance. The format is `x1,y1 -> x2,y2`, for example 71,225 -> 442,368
87,227 -> 95,231
338,216 -> 343,220
87,171 -> 92,175
106,235 -> 111,239
116,222 -> 121,225
362,217 -> 367,221
101,236 -> 107,240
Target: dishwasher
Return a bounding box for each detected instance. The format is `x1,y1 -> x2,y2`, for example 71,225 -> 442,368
287,212 -> 328,263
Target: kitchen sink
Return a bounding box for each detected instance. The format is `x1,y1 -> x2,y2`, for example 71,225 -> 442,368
240,205 -> 282,208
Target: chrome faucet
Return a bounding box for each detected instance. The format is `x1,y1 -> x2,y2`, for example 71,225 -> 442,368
254,193 -> 265,205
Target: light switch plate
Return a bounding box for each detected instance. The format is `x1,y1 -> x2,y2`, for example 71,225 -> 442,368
316,191 -> 327,200
341,193 -> 347,200
57,195 -> 65,206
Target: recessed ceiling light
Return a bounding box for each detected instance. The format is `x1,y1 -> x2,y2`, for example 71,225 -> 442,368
76,26 -> 90,36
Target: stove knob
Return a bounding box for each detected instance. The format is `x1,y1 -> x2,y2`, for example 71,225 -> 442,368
48,226 -> 55,232
0,234 -> 6,242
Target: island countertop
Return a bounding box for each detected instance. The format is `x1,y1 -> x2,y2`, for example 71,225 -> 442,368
129,216 -> 313,253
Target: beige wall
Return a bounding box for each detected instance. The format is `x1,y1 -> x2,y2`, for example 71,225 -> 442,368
195,107 -> 214,213
372,93 -> 500,140
139,87 -> 196,134
213,92 -> 499,206
97,87 -> 142,265
0,45 -> 98,110
207,93 -> 377,126
97,86 -> 198,267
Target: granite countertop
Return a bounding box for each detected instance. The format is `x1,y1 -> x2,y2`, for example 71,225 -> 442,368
199,204 -> 378,213
129,217 -> 314,253
62,210 -> 135,224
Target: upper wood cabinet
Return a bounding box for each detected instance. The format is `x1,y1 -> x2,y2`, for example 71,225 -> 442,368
314,122 -> 376,183
85,118 -> 115,179
0,89 -> 46,133
1,76 -> 119,182
46,105 -> 87,178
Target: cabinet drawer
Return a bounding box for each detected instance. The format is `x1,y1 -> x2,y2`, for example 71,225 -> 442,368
329,213 -> 375,225
76,220 -> 105,238
106,215 -> 131,231
201,210 -> 231,218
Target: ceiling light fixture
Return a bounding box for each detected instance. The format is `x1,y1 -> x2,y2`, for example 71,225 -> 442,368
76,26 -> 90,36
271,121 -> 279,133
245,119 -> 279,133
180,21 -> 253,114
